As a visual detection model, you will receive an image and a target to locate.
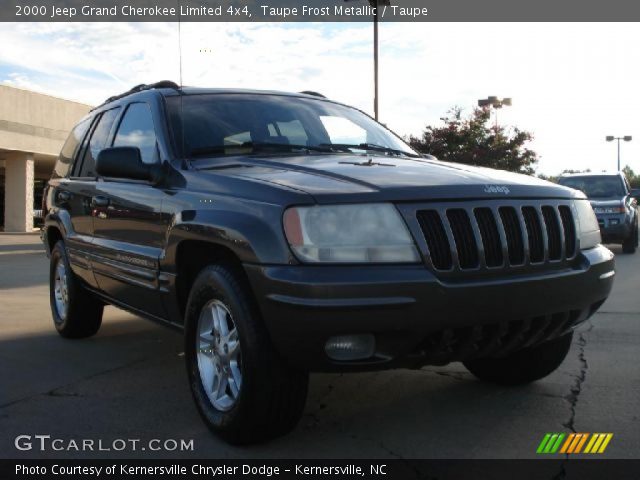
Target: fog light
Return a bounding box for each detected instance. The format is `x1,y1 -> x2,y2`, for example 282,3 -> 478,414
325,334 -> 375,361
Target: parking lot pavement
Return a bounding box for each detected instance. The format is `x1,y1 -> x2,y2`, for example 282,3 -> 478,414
0,235 -> 638,460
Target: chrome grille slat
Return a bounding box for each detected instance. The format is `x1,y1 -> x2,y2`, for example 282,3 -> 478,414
416,202 -> 578,273
542,206 -> 563,261
446,209 -> 479,269
522,206 -> 544,263
558,206 -> 577,259
416,210 -> 453,270
491,206 -> 511,268
440,211 -> 461,270
474,208 -> 503,268
499,206 -> 526,266
553,207 -> 566,260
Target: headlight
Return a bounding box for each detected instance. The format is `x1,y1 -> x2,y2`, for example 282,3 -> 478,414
574,200 -> 601,250
592,206 -> 625,214
283,203 -> 420,263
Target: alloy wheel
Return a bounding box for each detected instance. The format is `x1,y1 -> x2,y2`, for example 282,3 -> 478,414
53,258 -> 69,321
196,299 -> 242,411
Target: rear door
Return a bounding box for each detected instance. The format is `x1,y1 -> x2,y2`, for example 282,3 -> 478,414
91,102 -> 169,319
51,117 -> 95,284
67,108 -> 121,286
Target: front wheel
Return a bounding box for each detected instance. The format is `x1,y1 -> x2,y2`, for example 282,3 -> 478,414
184,264 -> 309,445
463,333 -> 573,385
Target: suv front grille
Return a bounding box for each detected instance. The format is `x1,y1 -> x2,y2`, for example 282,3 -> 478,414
416,202 -> 577,272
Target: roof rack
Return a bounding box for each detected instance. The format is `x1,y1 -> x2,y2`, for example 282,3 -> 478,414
299,91 -> 327,98
92,80 -> 180,111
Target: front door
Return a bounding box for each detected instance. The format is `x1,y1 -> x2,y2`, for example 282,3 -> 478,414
90,102 -> 170,319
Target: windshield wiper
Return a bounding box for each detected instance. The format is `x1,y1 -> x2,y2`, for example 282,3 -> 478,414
190,142 -> 332,158
319,143 -> 419,158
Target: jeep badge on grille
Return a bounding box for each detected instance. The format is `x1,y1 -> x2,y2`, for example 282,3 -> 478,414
484,185 -> 511,195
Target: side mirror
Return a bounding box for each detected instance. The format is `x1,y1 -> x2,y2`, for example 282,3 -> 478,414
96,147 -> 154,181
631,188 -> 640,201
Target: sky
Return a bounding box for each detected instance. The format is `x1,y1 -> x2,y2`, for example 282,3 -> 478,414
1,21 -> 639,176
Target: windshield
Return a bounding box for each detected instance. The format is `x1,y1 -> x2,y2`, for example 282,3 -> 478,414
558,175 -> 625,198
166,93 -> 419,158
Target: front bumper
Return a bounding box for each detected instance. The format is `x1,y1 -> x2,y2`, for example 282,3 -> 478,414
597,214 -> 631,243
245,245 -> 615,372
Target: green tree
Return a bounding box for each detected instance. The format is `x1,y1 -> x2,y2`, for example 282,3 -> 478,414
622,165 -> 640,188
408,107 -> 538,175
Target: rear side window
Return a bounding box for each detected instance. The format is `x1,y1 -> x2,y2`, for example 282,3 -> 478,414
113,103 -> 158,164
77,108 -> 120,177
52,118 -> 91,178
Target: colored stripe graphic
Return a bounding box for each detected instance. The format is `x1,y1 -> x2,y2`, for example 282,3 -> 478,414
597,434 -> 613,453
537,434 -> 552,454
538,433 -> 613,454
585,433 -> 614,454
550,433 -> 565,453
584,434 -> 598,453
574,434 -> 589,453
537,433 -> 565,454
560,433 -> 575,454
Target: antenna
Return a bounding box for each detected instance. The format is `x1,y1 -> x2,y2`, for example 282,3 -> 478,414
177,0 -> 188,169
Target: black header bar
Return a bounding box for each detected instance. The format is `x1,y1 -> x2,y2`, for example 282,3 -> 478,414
6,0 -> 640,22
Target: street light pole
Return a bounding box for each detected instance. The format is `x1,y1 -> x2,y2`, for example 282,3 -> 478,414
606,135 -> 632,171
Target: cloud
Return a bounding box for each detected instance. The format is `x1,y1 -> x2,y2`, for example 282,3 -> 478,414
1,21 -> 640,175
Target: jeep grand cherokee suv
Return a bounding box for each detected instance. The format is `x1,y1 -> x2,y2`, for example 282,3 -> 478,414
558,172 -> 639,253
42,82 -> 615,444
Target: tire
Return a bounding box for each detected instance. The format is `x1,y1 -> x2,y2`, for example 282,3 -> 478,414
622,221 -> 638,254
463,332 -> 573,385
49,240 -> 103,338
184,263 -> 309,445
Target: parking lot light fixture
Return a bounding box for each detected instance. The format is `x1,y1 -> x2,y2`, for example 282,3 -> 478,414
478,96 -> 512,130
606,135 -> 633,171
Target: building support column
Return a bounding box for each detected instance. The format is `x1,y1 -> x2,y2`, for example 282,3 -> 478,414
4,153 -> 34,232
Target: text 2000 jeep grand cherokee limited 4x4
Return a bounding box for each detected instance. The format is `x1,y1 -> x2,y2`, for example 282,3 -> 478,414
42,82 -> 614,444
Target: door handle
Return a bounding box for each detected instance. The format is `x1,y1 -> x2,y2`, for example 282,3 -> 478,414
57,191 -> 71,203
91,196 -> 110,208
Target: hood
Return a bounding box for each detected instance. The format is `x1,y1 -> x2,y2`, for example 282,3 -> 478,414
589,198 -> 624,208
195,154 -> 581,204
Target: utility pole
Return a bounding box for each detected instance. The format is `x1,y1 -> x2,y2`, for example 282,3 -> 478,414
373,3 -> 379,120
369,0 -> 390,120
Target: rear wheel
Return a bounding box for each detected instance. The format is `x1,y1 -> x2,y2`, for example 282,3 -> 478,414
463,333 -> 573,385
49,241 -> 103,338
622,221 -> 638,254
185,264 -> 309,445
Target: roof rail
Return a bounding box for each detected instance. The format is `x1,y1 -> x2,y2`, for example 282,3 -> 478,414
92,80 -> 180,111
299,91 -> 327,98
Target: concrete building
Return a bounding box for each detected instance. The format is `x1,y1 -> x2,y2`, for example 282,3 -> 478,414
0,85 -> 91,232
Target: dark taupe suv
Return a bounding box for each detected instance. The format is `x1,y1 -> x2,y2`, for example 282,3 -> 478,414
558,172 -> 638,253
42,82 -> 615,444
